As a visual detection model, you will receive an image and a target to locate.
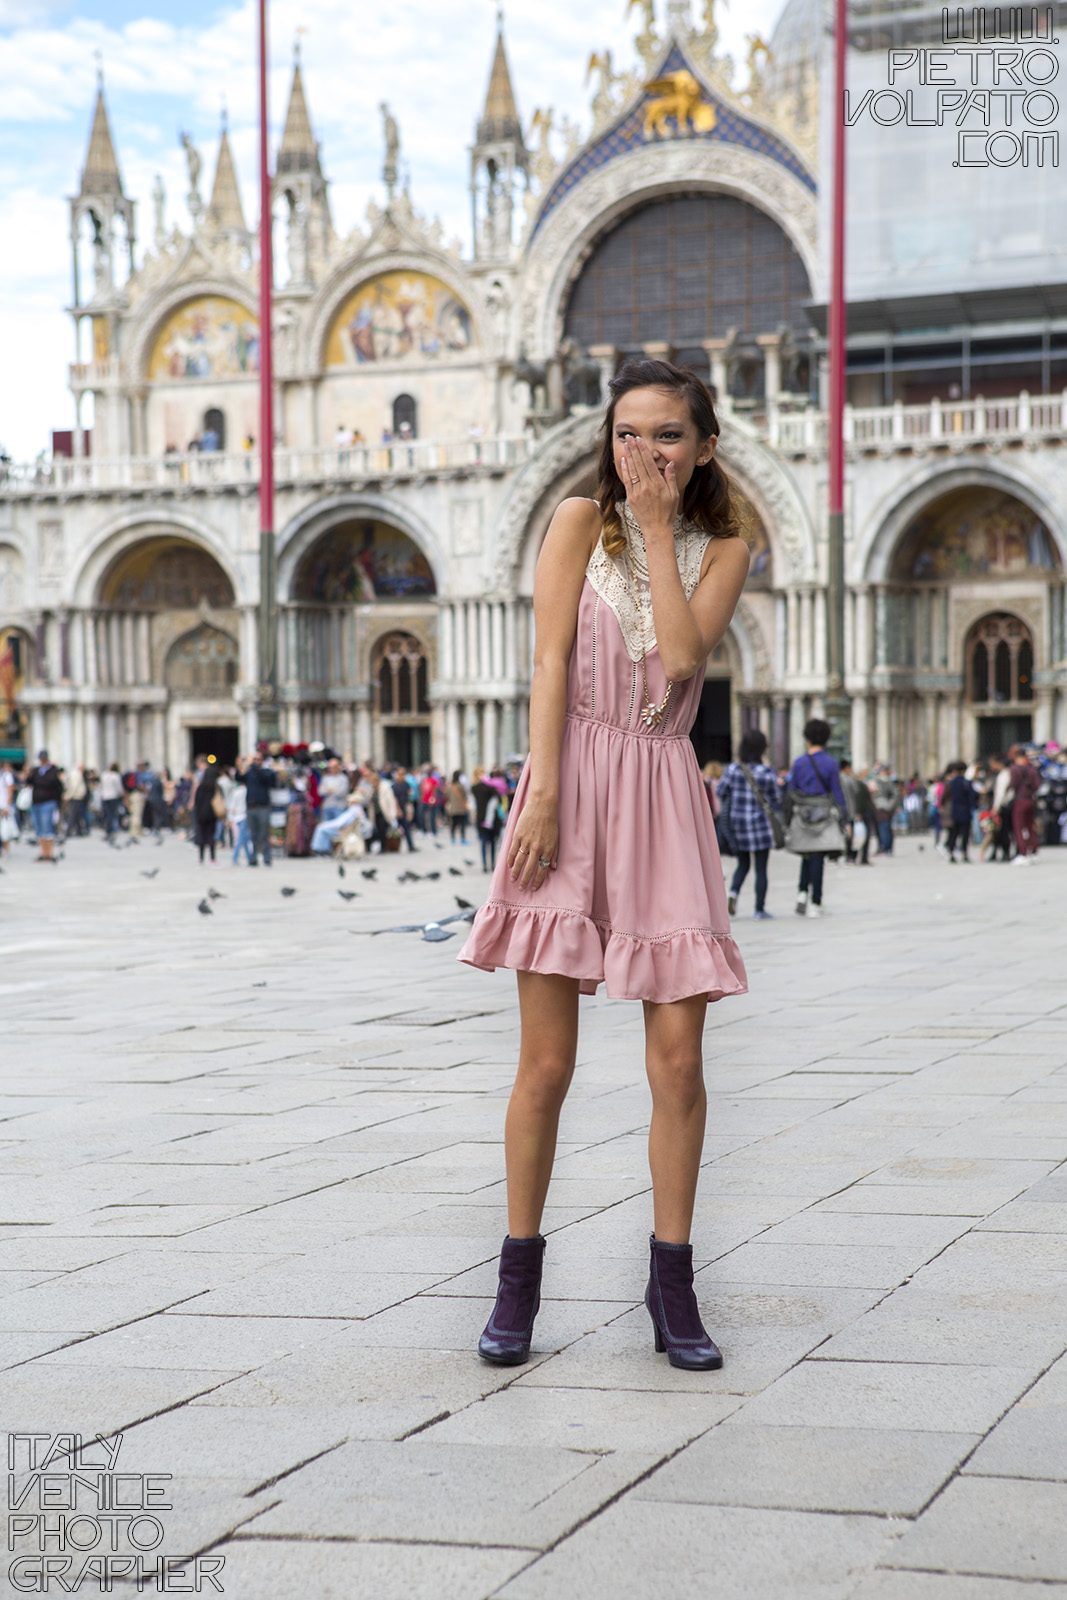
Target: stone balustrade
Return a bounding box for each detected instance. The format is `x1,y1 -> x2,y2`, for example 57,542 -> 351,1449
3,391 -> 1066,498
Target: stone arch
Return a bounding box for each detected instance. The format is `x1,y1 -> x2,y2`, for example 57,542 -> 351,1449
71,513 -> 245,609
306,253 -> 486,375
730,597 -> 773,691
492,411 -> 816,592
126,277 -> 259,387
862,464 -> 1065,586
278,494 -> 448,603
519,142 -> 818,359
164,623 -> 240,694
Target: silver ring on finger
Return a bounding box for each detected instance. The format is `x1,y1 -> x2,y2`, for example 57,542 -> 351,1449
538,856 -> 552,870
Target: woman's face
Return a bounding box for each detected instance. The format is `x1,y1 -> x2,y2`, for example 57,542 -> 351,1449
612,386 -> 715,497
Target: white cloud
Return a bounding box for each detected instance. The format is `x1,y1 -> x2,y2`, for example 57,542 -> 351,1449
0,0 -> 786,459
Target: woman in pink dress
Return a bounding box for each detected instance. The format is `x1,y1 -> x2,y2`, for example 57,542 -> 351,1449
460,360 -> 751,1371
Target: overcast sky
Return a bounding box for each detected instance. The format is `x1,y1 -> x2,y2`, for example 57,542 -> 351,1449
0,0 -> 786,460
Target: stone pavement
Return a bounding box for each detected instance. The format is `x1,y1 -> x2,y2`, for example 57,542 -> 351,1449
1,826 -> 1066,1599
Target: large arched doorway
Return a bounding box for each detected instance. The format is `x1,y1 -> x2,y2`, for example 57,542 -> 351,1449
95,535 -> 239,771
287,517 -> 437,758
873,484 -> 1061,770
965,611 -> 1035,756
373,631 -> 431,767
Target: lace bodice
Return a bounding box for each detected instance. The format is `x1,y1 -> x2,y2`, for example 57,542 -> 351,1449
584,503 -> 712,664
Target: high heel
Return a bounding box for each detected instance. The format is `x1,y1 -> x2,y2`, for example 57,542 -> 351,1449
478,1234 -> 546,1365
645,1233 -> 723,1371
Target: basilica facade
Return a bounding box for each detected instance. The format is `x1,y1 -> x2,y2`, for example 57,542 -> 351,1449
1,0 -> 1065,777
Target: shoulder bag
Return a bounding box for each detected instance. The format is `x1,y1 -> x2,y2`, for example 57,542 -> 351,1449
739,762 -> 786,850
784,754 -> 846,855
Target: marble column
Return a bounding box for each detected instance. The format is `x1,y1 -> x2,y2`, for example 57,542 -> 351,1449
356,704 -> 372,760
501,699 -> 518,761
479,603 -> 492,688
788,695 -> 805,757
772,699 -> 789,769
504,601 -> 518,680
482,699 -> 499,769
445,701 -> 462,775
786,589 -> 799,675
491,602 -> 505,682
851,693 -> 869,770
875,692 -> 891,763
438,602 -> 454,683
466,604 -> 480,684
463,701 -> 480,772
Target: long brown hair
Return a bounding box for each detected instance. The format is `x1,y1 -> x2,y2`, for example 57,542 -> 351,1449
595,359 -> 747,556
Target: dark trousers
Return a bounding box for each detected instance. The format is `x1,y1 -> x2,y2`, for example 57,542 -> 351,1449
731,849 -> 769,912
195,812 -> 216,862
798,852 -> 825,905
876,819 -> 894,854
993,812 -> 1014,860
102,798 -> 122,835
449,814 -> 467,842
479,826 -> 498,871
946,820 -> 970,859
246,805 -> 272,864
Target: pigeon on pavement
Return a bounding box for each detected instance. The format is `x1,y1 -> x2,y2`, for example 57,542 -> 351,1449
207,887 -> 225,900
368,910 -> 474,939
338,863 -> 345,878
455,896 -> 474,910
338,889 -> 359,901
197,899 -> 213,915
280,886 -> 297,897
361,868 -> 377,881
140,869 -> 159,879
448,866 -> 463,877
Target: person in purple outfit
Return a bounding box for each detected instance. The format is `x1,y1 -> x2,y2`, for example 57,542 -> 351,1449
787,718 -> 848,919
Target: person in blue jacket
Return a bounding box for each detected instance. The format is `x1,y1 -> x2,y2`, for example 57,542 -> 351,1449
945,761 -> 977,862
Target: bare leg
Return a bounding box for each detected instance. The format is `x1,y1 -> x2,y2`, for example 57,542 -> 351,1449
643,994 -> 708,1244
504,972 -> 580,1237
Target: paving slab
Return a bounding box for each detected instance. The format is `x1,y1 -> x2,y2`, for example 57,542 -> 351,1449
883,1475 -> 1067,1581
2,833 -> 1066,1595
637,1422 -> 978,1515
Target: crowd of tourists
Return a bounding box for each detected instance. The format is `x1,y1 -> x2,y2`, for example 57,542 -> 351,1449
705,728 -> 1065,920
0,745 -> 521,872
3,738 -> 1064,907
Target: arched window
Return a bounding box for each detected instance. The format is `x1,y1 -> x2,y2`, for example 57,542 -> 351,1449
373,632 -> 429,716
202,409 -> 225,451
1018,638 -> 1034,701
563,193 -> 812,366
965,613 -> 1034,705
164,625 -> 239,694
392,394 -> 417,439
971,641 -> 989,703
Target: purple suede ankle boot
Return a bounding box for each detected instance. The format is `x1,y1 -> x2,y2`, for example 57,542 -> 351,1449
645,1233 -> 723,1371
478,1234 -> 546,1365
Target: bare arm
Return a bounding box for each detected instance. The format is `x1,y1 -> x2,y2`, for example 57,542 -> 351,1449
508,497 -> 600,890
624,433 -> 750,680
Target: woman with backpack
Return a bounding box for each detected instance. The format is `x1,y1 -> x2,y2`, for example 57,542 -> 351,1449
716,729 -> 781,919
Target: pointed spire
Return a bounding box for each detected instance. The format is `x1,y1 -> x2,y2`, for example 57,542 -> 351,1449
277,50 -> 320,174
478,13 -> 524,145
207,123 -> 247,234
80,71 -> 124,197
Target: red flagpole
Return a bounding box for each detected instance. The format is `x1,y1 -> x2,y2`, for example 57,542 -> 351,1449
257,0 -> 278,742
825,0 -> 850,754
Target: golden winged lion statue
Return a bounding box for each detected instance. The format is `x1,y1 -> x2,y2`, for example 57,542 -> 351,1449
642,69 -> 717,139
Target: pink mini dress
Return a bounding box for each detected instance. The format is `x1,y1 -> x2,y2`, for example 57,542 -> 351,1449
459,506 -> 748,1005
